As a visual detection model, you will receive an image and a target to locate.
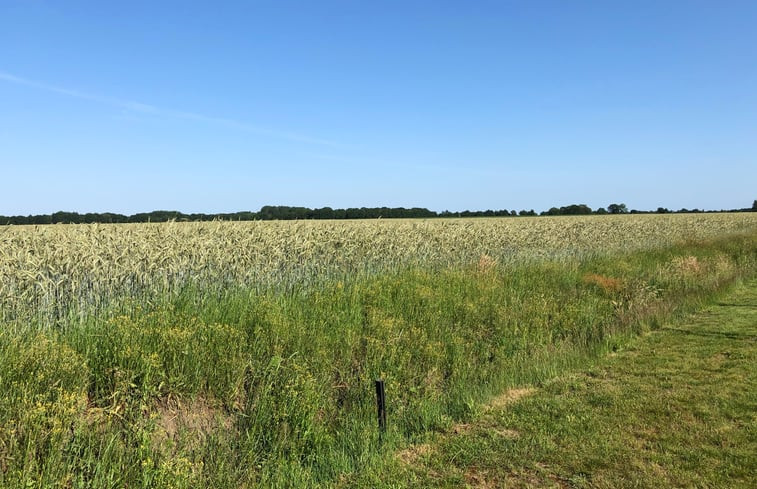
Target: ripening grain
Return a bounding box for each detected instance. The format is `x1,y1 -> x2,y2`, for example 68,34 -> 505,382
2,214 -> 756,326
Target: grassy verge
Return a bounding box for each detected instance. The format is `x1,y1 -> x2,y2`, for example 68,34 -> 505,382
382,280 -> 757,488
0,233 -> 755,488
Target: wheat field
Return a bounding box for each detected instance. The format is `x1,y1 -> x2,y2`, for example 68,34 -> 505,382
2,214 -> 756,326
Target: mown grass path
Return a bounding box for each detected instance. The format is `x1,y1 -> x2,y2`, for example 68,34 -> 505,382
387,280 -> 757,488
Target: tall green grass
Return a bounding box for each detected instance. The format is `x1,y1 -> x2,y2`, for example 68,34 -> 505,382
1,233 -> 755,488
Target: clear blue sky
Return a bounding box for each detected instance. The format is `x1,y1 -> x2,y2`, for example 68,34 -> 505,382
1,1 -> 755,215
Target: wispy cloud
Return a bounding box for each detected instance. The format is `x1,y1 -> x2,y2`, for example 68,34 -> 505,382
0,72 -> 160,113
0,71 -> 341,148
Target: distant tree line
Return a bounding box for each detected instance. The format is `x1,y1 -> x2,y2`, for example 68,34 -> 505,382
1,201 -> 755,225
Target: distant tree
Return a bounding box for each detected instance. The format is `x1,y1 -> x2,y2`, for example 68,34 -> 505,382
33,215 -> 52,224
752,200 -> 757,211
562,204 -> 592,215
656,207 -> 670,214
607,203 -> 628,214
52,211 -> 82,224
312,207 -> 333,219
595,207 -> 608,215
541,204 -> 592,216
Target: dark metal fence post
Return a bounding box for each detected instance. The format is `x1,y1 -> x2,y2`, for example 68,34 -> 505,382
375,379 -> 386,434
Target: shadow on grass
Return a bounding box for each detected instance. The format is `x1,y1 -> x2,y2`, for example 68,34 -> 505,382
660,326 -> 757,342
715,302 -> 757,308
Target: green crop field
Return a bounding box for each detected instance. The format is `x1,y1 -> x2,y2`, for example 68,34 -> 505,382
1,214 -> 756,488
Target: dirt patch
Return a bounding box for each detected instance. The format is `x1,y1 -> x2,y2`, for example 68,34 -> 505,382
492,428 -> 521,439
153,396 -> 232,448
396,443 -> 433,465
465,468 -> 496,488
487,387 -> 536,410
